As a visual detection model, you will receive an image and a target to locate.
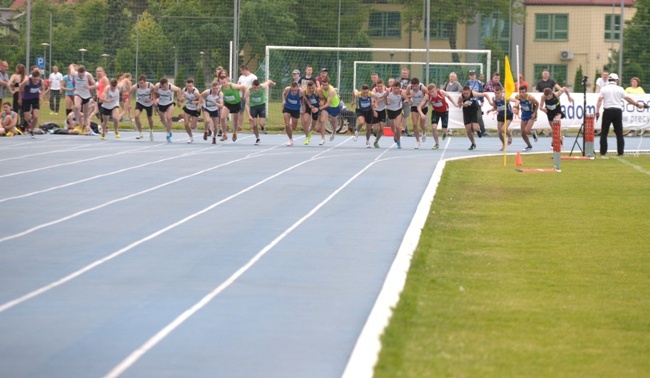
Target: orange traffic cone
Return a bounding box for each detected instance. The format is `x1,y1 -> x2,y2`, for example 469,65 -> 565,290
515,151 -> 523,166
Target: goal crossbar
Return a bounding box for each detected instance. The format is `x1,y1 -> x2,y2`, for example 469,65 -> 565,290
352,61 -> 484,89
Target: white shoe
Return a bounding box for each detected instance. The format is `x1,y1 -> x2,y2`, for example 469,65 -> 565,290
415,142 -> 420,149
353,130 -> 358,142
187,137 -> 194,144
422,134 -> 426,143
136,133 -> 143,139
319,139 -> 325,145
286,140 -> 293,146
329,132 -> 335,141
150,130 -> 154,141
366,141 -> 371,148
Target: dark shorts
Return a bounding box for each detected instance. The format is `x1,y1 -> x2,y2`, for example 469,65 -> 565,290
76,95 -> 91,105
203,108 -> 220,119
249,104 -> 266,119
497,113 -> 514,122
462,107 -> 479,124
183,106 -> 200,118
101,106 -> 119,116
411,106 -> 425,114
325,105 -> 341,118
546,108 -> 565,121
387,109 -> 402,120
136,102 -> 153,117
21,98 -> 40,113
283,107 -> 300,119
224,102 -> 241,113
521,112 -> 534,121
305,106 -> 320,121
431,111 -> 449,127
356,109 -> 374,124
374,109 -> 386,123
158,103 -> 173,113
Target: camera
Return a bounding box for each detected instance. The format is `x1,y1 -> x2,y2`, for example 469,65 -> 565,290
581,75 -> 588,84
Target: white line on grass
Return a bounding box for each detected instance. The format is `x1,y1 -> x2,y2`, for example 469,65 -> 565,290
616,156 -> 650,175
342,155 -> 447,378
0,144 -> 159,179
104,143 -> 390,378
0,139 -> 353,315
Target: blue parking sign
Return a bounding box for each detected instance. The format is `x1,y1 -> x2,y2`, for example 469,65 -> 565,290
36,57 -> 45,69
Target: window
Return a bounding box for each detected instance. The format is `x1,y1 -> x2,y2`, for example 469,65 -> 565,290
480,12 -> 510,52
605,14 -> 621,41
425,19 -> 456,40
535,14 -> 568,41
368,11 -> 401,39
534,64 -> 568,86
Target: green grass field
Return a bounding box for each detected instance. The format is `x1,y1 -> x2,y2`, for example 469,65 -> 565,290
375,154 -> 650,377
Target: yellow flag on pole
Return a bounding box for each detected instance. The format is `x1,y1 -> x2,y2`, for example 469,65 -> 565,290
504,56 -> 516,99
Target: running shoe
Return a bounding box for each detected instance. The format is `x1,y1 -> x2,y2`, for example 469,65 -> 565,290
366,141 -> 371,148
203,131 -> 208,141
319,139 -> 325,146
212,137 -> 216,144
187,137 -> 193,144
115,131 -> 121,138
393,136 -> 397,143
220,135 -> 227,141
468,144 -> 476,150
166,132 -> 172,143
442,132 -> 447,141
261,126 -> 267,134
232,134 -> 238,142
100,134 -> 105,140
329,131 -> 335,141
218,130 -> 223,137
136,132 -> 143,139
353,129 -> 359,141
5,131 -> 13,137
304,136 -> 310,145
432,144 -> 439,150
508,135 -> 512,145
422,134 -> 426,143
523,145 -> 533,151
374,141 -> 379,148
255,138 -> 261,145
287,139 -> 294,146
532,130 -> 538,142
477,130 -> 483,138
499,146 -> 504,151
397,141 -> 402,149
150,129 -> 154,141
414,141 -> 420,149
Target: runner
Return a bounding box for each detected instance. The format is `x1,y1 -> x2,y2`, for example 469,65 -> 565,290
405,77 -> 429,149
179,78 -> 202,144
237,64 -> 257,133
130,74 -> 155,140
8,64 -> 26,127
486,87 -> 515,151
118,73 -> 134,127
200,80 -> 223,144
301,81 -> 322,145
61,64 -> 76,117
399,68 -> 412,136
95,67 -> 109,124
18,67 -> 44,138
317,77 -> 342,144
386,81 -> 410,149
72,65 -> 96,136
351,84 -> 376,147
457,85 -> 491,150
218,75 -> 247,142
513,85 -> 540,151
99,78 -> 121,140
371,79 -> 388,148
1,102 -> 18,136
540,86 -> 573,147
419,83 -> 457,150
153,77 -> 182,143
245,78 -> 275,145
282,81 -> 302,146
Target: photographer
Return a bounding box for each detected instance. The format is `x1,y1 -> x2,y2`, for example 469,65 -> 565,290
595,73 -> 646,156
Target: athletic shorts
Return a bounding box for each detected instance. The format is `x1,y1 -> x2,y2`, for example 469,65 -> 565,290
158,103 -> 173,113
462,107 -> 478,124
546,108 -> 565,121
203,108 -> 220,119
101,106 -> 118,116
21,98 -> 39,112
249,104 -> 266,119
122,94 -> 130,103
521,112 -> 534,121
374,109 -> 386,123
282,107 -> 300,119
417,106 -> 429,115
76,95 -> 91,105
183,106 -> 200,118
136,102 -> 153,117
224,102 -> 241,113
305,107 -> 320,121
496,113 -> 514,122
356,109 -> 374,125
325,105 -> 341,118
387,109 -> 402,120
431,111 -> 449,128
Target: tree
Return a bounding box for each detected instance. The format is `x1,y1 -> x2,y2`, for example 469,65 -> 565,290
621,0 -> 650,86
574,64 -> 584,93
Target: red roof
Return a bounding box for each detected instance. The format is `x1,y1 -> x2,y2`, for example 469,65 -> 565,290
11,0 -> 78,7
525,0 -> 634,5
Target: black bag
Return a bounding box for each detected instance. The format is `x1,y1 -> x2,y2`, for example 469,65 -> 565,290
39,122 -> 60,133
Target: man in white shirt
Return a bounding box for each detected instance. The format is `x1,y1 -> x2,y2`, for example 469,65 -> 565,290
237,64 -> 257,131
595,73 -> 645,156
48,65 -> 64,115
595,69 -> 609,93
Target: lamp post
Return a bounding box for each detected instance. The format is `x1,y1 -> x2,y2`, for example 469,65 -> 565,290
200,51 -> 206,88
173,46 -> 178,83
41,42 -> 49,76
79,48 -> 87,63
101,53 -> 110,77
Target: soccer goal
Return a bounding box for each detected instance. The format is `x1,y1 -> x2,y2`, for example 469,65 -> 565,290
353,61 -> 484,90
263,46 -> 491,128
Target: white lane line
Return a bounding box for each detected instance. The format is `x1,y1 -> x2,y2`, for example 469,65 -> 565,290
0,138 -> 355,314
616,156 -> 650,175
0,147 -> 215,204
104,144 -> 391,378
0,142 -> 106,162
343,155 -> 447,378
0,144 -> 160,179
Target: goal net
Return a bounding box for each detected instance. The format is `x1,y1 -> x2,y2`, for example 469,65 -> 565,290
263,46 -> 491,127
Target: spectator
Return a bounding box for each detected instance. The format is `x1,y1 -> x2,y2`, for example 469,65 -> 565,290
518,73 -> 530,91
535,69 -> 563,93
0,61 -> 9,108
443,72 -> 462,92
595,69 -> 609,93
625,77 -> 645,94
483,72 -> 502,92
